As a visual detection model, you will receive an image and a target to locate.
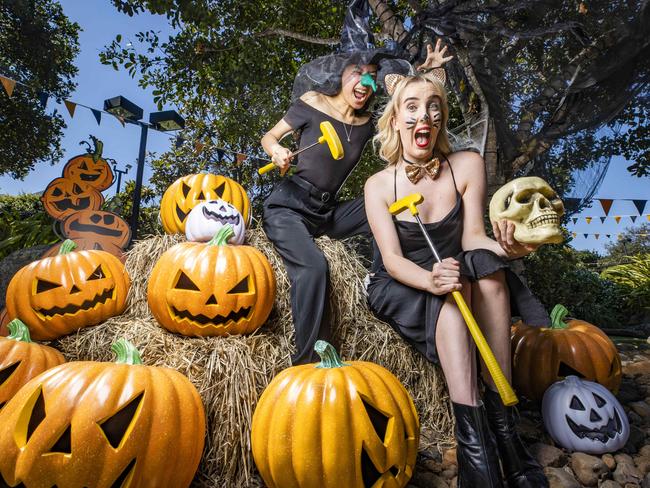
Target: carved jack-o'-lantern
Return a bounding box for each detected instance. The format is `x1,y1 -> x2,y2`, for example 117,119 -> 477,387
511,304 -> 622,401
542,376 -> 629,454
185,199 -> 246,244
252,341 -> 420,488
0,319 -> 65,412
63,209 -> 131,249
148,225 -> 275,336
41,178 -> 104,221
0,339 -> 205,487
160,173 -> 250,234
5,240 -> 130,340
62,136 -> 115,191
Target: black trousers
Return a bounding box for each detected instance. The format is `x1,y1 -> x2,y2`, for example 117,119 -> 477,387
263,176 -> 369,365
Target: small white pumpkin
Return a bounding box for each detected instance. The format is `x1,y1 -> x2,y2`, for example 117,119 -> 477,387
542,375 -> 629,454
185,199 -> 246,244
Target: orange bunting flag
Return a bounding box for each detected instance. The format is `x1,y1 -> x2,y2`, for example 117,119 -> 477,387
0,76 -> 16,97
194,141 -> 205,153
586,217 -> 592,224
236,153 -> 247,165
599,199 -> 614,216
64,100 -> 77,117
614,216 -> 621,224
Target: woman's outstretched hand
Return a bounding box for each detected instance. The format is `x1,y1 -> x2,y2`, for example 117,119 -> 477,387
418,39 -> 454,71
428,257 -> 462,295
492,220 -> 539,259
271,145 -> 293,175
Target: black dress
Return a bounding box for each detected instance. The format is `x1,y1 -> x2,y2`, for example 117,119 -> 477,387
263,99 -> 373,365
367,160 -> 550,364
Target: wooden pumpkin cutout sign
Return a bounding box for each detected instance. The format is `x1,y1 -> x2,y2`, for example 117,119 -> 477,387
41,178 -> 104,221
62,136 -> 115,191
252,341 -> 420,488
0,339 -> 205,488
6,240 -> 130,340
159,173 -> 251,234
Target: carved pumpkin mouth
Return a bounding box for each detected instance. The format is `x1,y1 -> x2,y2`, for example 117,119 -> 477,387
565,410 -> 623,442
53,197 -> 91,211
171,305 -> 252,328
176,205 -> 188,223
202,207 -> 241,226
79,172 -> 100,182
69,221 -> 123,237
36,287 -> 115,319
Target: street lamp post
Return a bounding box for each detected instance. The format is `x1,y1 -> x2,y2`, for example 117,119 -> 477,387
112,163 -> 132,194
103,96 -> 184,242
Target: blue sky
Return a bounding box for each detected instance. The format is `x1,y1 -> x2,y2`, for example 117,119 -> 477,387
0,1 -> 648,254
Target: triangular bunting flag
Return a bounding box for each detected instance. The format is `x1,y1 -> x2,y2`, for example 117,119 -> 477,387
586,217 -> 592,224
91,109 -> 101,125
572,218 -> 578,225
631,216 -> 637,223
37,91 -> 49,108
113,114 -> 125,127
614,216 -> 621,224
595,234 -> 600,240
195,141 -> 205,153
583,234 -> 588,239
632,200 -> 647,215
0,76 -> 16,97
606,234 -> 611,239
235,153 -> 247,165
599,199 -> 614,216
175,136 -> 185,148
600,217 -> 606,224
64,100 -> 76,117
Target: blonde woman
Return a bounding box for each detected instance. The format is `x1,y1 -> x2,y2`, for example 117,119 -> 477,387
364,72 -> 548,488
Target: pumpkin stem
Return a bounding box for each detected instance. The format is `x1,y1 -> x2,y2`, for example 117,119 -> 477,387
550,304 -> 570,329
314,340 -> 347,369
7,319 -> 33,343
112,339 -> 143,365
59,239 -> 78,255
208,224 -> 235,246
89,135 -> 104,162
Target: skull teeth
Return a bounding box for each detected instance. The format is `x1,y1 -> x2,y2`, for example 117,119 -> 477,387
527,213 -> 560,229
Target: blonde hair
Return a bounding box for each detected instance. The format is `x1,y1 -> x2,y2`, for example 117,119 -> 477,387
373,73 -> 452,166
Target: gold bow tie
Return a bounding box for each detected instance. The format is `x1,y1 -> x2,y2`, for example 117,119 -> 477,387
404,158 -> 441,184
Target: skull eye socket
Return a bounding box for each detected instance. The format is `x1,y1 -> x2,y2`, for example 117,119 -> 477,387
87,265 -> 106,280
570,395 -> 585,410
593,393 -> 606,408
36,279 -> 62,293
174,271 -> 200,291
228,276 -> 249,294
515,191 -> 532,204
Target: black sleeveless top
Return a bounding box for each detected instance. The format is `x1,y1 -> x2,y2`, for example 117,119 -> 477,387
283,99 -> 373,194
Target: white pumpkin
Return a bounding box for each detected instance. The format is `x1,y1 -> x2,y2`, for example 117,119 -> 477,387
542,375 -> 629,454
185,199 -> 246,244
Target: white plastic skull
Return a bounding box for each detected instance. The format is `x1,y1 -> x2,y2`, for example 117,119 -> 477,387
489,176 -> 565,245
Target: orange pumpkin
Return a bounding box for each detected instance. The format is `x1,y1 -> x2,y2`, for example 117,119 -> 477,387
0,319 -> 65,412
62,136 -> 115,191
159,173 -> 251,234
42,239 -> 127,263
0,339 -> 205,487
41,177 -> 104,221
62,209 -> 131,249
251,340 -> 420,488
6,240 -> 130,340
0,308 -> 10,336
511,304 -> 622,401
147,225 -> 275,336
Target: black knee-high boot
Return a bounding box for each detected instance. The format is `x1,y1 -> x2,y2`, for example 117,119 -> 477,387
483,388 -> 548,488
452,401 -> 504,488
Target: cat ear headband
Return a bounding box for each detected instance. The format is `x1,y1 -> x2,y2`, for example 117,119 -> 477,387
384,67 -> 446,96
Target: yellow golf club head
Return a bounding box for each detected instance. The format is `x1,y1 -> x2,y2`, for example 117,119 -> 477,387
389,193 -> 424,217
318,121 -> 344,160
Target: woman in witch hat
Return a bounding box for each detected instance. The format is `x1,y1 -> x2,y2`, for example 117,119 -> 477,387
364,72 -> 549,487
261,0 -> 452,365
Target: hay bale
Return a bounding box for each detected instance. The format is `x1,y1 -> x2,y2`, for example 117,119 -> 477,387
56,228 -> 452,487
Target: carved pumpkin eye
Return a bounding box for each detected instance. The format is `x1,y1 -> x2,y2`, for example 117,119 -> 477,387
228,276 -> 249,294
593,393 -> 606,408
196,191 -> 205,200
104,214 -> 115,225
570,395 -> 585,410
175,271 -> 200,291
52,188 -> 63,197
182,182 -> 191,198
79,161 -> 88,170
88,265 -> 106,280
214,182 -> 225,197
90,214 -> 102,223
0,362 -> 21,406
98,391 -> 144,449
73,183 -> 83,194
360,395 -> 401,485
15,387 -> 47,447
36,279 -> 62,293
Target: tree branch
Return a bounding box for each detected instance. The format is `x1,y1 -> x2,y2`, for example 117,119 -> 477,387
255,28 -> 338,46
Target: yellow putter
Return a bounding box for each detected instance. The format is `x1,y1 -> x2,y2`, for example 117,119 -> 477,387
258,121 -> 344,175
389,193 -> 518,406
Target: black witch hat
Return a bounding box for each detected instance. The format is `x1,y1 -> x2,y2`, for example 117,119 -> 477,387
291,0 -> 413,102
